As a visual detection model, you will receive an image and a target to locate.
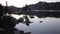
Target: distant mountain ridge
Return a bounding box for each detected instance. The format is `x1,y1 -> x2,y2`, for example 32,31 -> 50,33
7,2 -> 60,11
5,2 -> 60,11
28,2 -> 60,10
1,1 -> 60,14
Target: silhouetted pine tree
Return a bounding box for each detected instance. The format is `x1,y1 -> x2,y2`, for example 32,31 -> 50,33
22,4 -> 31,13
0,4 -> 4,16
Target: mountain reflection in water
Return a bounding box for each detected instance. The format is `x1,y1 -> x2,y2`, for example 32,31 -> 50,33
10,14 -> 60,34
0,14 -> 60,34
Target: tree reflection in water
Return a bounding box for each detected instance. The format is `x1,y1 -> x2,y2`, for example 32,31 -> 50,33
0,15 -> 31,34
17,15 -> 33,26
0,16 -> 16,34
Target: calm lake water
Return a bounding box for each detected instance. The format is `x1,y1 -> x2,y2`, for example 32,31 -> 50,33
11,14 -> 60,34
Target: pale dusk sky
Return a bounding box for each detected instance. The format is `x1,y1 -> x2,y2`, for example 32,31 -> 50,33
0,0 -> 60,7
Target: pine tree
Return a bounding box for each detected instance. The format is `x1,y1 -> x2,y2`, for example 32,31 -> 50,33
0,4 -> 4,16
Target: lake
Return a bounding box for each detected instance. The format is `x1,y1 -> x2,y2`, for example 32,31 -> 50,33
11,14 -> 60,34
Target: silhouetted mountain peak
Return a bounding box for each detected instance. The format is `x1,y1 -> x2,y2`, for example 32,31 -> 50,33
28,1 -> 60,10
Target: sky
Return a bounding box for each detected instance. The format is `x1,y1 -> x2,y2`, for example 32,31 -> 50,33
0,0 -> 60,7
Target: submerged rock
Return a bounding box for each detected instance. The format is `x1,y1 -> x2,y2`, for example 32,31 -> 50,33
40,21 -> 43,23
29,15 -> 34,19
18,18 -> 24,22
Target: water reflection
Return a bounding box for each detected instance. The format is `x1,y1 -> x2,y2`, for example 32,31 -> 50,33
15,14 -> 60,34
0,14 -> 60,34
